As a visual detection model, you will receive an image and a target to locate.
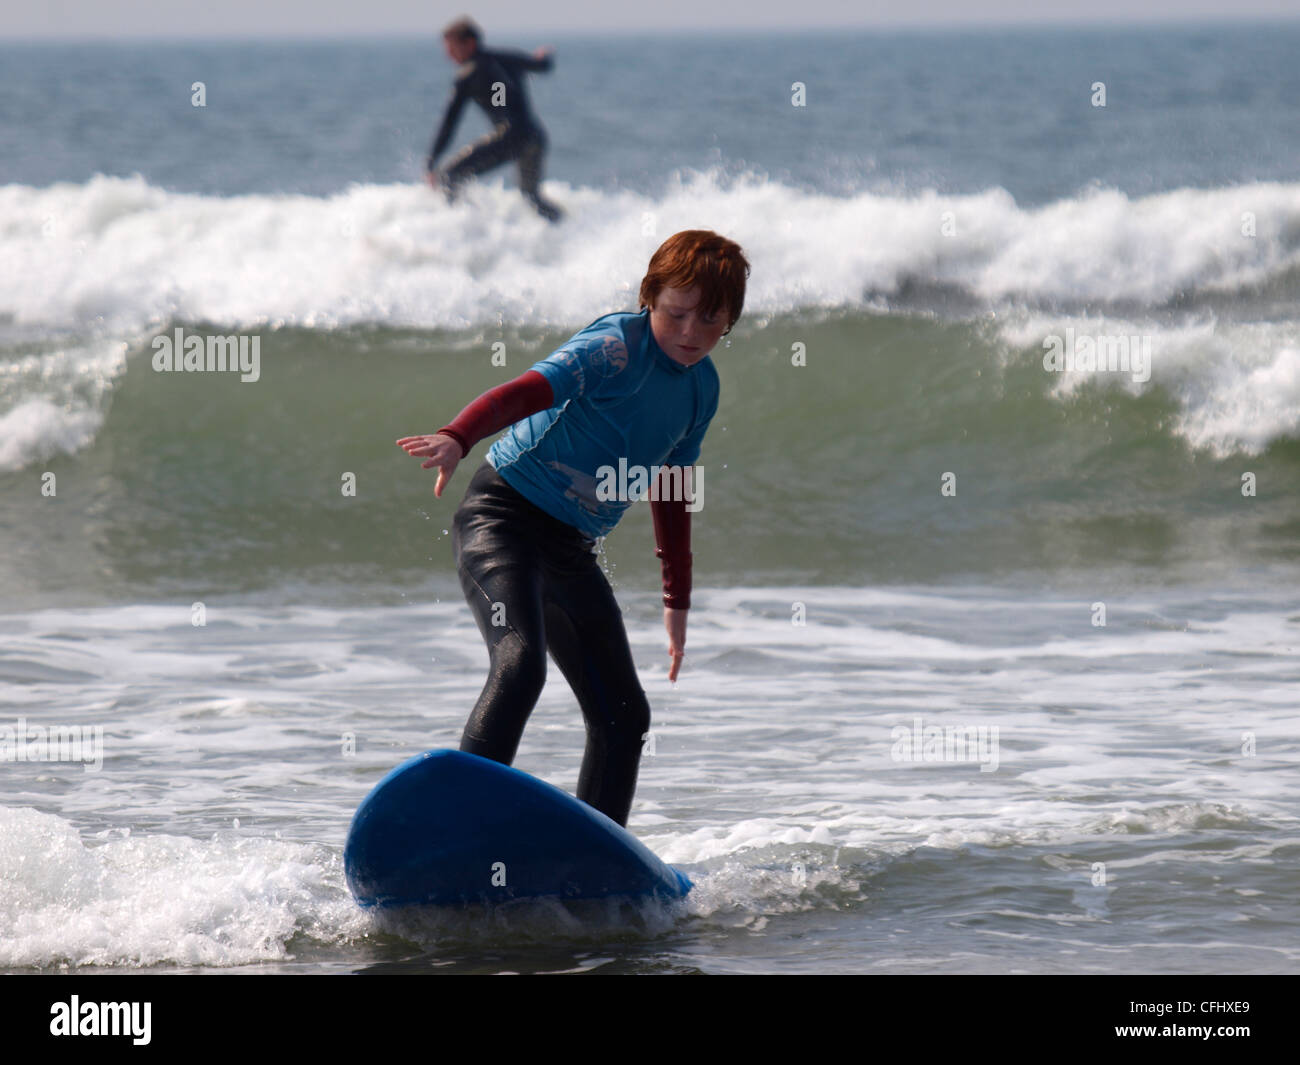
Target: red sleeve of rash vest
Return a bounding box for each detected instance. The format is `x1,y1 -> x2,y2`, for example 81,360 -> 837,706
437,370 -> 555,458
651,483 -> 692,610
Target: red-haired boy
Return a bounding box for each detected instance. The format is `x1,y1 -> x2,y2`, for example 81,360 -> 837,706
398,230 -> 749,826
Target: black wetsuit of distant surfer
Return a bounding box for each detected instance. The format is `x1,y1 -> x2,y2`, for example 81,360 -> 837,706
426,46 -> 563,222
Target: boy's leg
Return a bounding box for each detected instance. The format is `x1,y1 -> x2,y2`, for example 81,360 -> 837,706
542,564 -> 650,827
451,464 -> 549,763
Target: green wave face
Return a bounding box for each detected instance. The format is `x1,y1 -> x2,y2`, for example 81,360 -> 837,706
4,312 -> 1297,607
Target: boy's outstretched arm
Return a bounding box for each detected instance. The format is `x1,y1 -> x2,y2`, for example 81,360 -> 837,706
395,432 -> 463,497
397,370 -> 554,496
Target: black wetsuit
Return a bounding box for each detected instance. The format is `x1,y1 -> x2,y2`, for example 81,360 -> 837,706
452,460 -> 651,827
427,47 -> 562,221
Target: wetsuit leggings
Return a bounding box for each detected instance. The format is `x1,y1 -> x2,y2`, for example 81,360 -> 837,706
441,126 -> 560,219
451,460 -> 650,827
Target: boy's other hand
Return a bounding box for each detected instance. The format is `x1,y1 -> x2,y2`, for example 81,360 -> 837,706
396,432 -> 462,497
664,606 -> 687,682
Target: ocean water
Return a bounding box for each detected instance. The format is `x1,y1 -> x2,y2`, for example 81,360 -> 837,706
2,25 -> 1299,975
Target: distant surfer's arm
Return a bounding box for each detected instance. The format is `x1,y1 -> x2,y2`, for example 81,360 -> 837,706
436,370 -> 555,457
501,48 -> 554,74
427,82 -> 469,170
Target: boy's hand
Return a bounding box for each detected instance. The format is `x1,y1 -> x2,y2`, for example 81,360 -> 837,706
396,432 -> 462,497
664,606 -> 687,682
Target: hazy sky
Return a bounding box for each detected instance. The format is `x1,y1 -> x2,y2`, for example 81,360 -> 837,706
7,0 -> 1299,39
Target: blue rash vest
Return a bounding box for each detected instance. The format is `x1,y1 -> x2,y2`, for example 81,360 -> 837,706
487,309 -> 720,538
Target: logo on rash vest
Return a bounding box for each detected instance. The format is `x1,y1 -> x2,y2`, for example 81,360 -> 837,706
589,336 -> 629,378
544,460 -> 622,523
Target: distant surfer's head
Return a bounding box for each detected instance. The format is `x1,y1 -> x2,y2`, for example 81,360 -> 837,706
640,230 -> 750,336
443,16 -> 481,61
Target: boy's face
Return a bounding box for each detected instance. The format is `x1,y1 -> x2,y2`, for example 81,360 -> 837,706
649,285 -> 729,367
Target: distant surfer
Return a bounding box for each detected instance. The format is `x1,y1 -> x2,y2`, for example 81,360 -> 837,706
397,230 -> 749,826
424,16 -> 563,222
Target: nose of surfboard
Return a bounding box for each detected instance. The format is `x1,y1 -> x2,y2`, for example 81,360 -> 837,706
344,749 -> 692,908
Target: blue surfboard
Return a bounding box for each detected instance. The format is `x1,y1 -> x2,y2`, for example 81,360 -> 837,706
344,749 -> 692,908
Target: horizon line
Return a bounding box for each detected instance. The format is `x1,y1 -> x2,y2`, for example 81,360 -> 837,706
4,13 -> 1300,45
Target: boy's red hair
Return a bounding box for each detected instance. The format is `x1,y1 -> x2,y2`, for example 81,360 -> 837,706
639,230 -> 750,334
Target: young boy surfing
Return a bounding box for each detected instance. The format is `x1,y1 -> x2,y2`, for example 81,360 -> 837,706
397,230 -> 749,826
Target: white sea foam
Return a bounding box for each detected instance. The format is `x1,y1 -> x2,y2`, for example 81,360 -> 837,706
0,807 -> 369,968
999,312 -> 1300,455
0,337 -> 128,472
1,587 -> 1297,967
2,174 -> 1298,334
